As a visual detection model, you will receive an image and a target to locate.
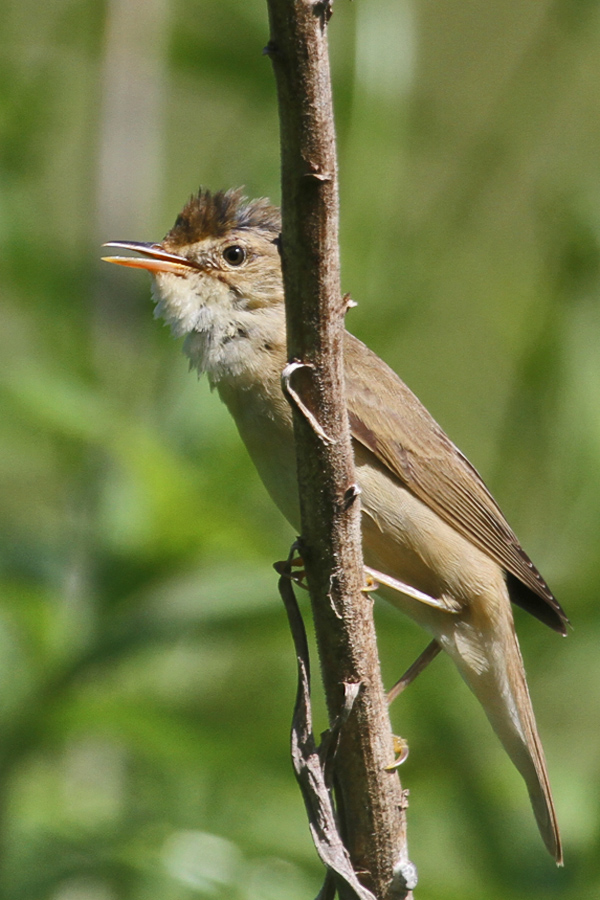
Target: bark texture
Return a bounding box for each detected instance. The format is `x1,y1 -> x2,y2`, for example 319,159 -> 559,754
265,2 -> 415,896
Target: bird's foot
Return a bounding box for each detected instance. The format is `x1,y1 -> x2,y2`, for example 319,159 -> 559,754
362,570 -> 379,594
385,735 -> 410,770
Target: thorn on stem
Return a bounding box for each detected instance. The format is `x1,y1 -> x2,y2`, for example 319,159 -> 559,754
282,361 -> 334,444
341,483 -> 361,511
313,0 -> 334,24
303,163 -> 332,183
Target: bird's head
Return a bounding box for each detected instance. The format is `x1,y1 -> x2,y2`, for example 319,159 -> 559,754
103,188 -> 285,379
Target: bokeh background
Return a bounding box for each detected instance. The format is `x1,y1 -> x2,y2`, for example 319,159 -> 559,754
2,0 -> 600,897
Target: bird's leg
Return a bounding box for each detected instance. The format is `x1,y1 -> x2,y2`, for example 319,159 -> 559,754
385,640 -> 442,767
387,639 -> 442,705
364,566 -> 462,612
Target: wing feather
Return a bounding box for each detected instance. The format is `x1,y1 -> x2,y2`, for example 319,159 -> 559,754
344,332 -> 568,634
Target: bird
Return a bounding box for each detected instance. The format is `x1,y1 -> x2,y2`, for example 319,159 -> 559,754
103,187 -> 568,863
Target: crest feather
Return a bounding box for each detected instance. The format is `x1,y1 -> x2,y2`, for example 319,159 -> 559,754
163,188 -> 281,246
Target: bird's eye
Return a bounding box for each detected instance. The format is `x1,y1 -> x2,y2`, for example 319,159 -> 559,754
222,245 -> 246,266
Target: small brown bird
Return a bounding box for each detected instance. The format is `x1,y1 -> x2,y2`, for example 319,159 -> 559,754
104,188 -> 568,863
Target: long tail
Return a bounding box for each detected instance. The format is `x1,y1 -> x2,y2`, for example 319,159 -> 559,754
442,612 -> 563,864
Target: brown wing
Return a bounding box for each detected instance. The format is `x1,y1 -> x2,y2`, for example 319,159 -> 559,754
344,332 -> 568,634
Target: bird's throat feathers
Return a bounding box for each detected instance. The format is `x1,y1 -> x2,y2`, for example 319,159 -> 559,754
151,274 -> 285,385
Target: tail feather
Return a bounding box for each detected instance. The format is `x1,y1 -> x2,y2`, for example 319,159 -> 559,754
440,613 -> 563,864
505,635 -> 563,865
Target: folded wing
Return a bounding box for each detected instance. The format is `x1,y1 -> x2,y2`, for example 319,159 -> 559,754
344,332 -> 568,635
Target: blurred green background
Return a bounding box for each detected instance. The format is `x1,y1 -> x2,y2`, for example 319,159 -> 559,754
1,0 -> 599,897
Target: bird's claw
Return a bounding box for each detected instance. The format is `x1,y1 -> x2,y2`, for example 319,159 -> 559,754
362,571 -> 379,594
385,735 -> 409,770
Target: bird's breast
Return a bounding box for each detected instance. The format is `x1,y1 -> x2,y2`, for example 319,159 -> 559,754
216,364 -> 301,529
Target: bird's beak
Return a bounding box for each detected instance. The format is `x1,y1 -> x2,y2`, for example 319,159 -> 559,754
102,241 -> 199,276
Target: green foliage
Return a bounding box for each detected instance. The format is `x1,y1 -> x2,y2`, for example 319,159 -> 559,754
1,0 -> 599,897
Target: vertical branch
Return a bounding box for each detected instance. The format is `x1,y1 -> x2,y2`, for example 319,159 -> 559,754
265,2 -> 415,897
